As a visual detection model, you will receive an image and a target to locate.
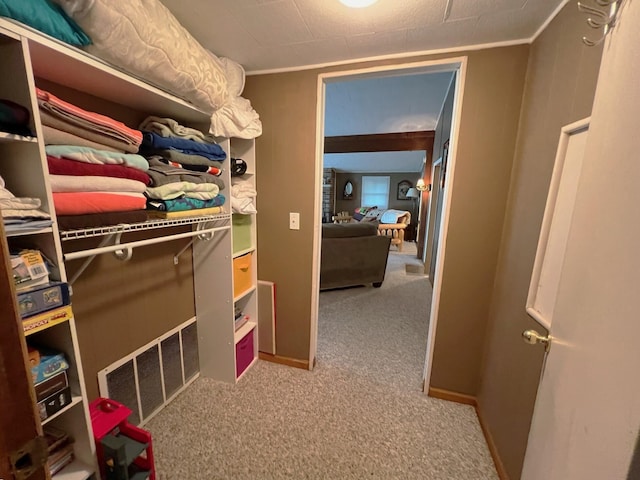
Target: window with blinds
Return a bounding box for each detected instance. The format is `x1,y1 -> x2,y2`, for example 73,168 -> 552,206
361,176 -> 390,209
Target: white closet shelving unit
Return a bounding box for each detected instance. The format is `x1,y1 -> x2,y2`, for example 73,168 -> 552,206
0,17 -> 259,479
231,138 -> 258,380
0,24 -> 96,480
194,137 -> 259,383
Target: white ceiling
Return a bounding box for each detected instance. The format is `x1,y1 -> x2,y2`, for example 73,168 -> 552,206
160,0 -> 565,73
159,0 -> 565,173
324,72 -> 454,136
323,72 -> 453,172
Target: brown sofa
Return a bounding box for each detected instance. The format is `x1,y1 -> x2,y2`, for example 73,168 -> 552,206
320,222 -> 392,290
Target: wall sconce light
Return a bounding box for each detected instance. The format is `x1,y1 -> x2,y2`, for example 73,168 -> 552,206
416,179 -> 431,192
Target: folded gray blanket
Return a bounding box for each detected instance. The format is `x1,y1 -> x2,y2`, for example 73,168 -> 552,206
39,111 -> 139,154
146,158 -> 225,189
152,149 -> 224,169
139,116 -> 219,144
42,125 -> 124,153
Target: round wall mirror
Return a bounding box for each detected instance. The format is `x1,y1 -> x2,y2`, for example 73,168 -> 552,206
343,180 -> 353,199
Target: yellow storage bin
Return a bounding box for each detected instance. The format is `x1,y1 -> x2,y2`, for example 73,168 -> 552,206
233,252 -> 253,297
232,214 -> 252,254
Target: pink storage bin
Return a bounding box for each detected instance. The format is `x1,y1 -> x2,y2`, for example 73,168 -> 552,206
235,329 -> 255,378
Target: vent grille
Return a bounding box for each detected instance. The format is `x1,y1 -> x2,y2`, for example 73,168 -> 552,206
98,317 -> 199,425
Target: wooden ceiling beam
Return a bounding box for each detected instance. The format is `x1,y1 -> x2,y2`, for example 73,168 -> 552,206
324,131 -> 435,153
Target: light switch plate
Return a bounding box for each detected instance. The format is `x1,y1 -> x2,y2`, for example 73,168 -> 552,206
289,212 -> 300,230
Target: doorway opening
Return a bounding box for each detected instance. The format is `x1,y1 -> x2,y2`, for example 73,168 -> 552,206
310,58 -> 466,392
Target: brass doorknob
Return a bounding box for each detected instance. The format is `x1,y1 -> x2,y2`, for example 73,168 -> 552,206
522,329 -> 551,352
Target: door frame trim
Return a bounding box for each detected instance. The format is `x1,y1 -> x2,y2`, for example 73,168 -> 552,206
310,57 -> 468,394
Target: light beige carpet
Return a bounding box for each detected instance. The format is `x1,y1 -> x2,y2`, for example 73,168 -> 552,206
146,241 -> 498,479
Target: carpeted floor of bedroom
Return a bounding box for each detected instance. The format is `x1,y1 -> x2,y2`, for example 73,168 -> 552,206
146,242 -> 498,479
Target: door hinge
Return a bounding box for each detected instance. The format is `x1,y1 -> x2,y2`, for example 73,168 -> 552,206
10,436 -> 48,480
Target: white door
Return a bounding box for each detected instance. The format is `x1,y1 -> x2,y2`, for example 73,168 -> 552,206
521,2 -> 640,479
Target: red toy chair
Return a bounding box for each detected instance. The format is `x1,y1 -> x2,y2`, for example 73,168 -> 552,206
90,398 -> 155,480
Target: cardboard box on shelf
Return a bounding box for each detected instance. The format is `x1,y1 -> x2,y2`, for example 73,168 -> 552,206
11,250 -> 49,292
22,305 -> 73,336
35,371 -> 69,403
29,346 -> 69,384
17,282 -> 70,319
37,386 -> 72,421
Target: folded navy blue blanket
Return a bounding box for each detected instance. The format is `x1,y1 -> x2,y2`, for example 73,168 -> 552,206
141,131 -> 226,161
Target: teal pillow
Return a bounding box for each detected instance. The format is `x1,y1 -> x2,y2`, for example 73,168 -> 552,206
0,0 -> 91,46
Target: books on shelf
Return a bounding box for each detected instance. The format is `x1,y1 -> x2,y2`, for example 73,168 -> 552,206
234,313 -> 250,332
44,426 -> 75,476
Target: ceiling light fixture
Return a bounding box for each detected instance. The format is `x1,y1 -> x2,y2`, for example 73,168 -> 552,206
339,0 -> 378,8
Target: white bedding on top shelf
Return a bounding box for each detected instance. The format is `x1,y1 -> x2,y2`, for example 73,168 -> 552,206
0,17 -> 211,126
56,0 -> 228,114
56,0 -> 262,138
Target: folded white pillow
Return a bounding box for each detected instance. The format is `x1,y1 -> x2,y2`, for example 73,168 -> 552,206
56,0 -> 228,113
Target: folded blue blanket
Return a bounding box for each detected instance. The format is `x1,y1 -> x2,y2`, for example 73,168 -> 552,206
0,0 -> 91,46
141,131 -> 226,161
146,195 -> 225,212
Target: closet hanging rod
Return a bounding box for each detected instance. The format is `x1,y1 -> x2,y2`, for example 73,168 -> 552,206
64,225 -> 230,262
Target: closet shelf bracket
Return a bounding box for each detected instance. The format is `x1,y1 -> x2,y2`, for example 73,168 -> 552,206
67,233 -> 116,286
65,225 -> 230,284
173,224 -> 218,265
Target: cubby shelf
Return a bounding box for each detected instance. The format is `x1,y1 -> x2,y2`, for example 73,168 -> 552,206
234,285 -> 257,303
6,226 -> 53,237
41,396 -> 83,426
0,131 -> 37,143
52,459 -> 94,480
234,321 -> 257,344
233,246 -> 256,259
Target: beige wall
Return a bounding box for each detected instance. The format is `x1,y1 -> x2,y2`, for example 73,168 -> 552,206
66,231 -> 196,400
477,5 -> 603,478
244,45 -> 529,380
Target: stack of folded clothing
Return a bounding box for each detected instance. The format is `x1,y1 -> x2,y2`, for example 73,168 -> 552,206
231,178 -> 257,214
144,157 -> 225,218
37,87 -> 142,153
46,145 -> 150,230
34,87 -> 152,229
139,117 -> 227,218
0,175 -> 52,232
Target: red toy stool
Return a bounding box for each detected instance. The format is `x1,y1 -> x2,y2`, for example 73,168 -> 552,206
90,398 -> 155,480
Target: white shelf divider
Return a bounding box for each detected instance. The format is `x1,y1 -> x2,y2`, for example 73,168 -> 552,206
234,321 -> 257,344
233,285 -> 257,303
41,395 -> 83,425
52,459 -> 95,480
